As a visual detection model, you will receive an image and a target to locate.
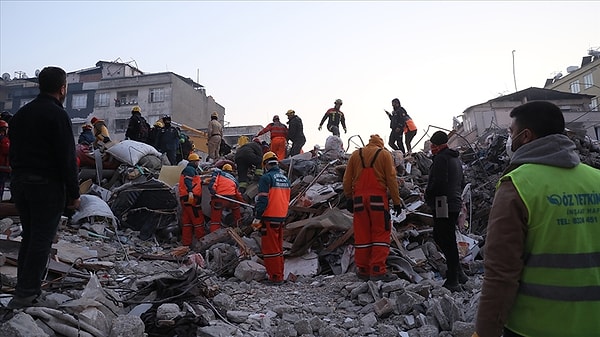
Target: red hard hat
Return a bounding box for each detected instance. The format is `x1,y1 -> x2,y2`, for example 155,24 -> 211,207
0,120 -> 7,128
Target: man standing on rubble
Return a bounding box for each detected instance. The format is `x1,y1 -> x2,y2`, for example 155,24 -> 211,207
252,151 -> 290,285
125,105 -> 149,143
90,116 -> 111,149
178,153 -> 205,246
424,131 -> 466,292
318,99 -> 347,137
286,109 -> 306,157
208,164 -> 243,232
7,66 -> 80,309
157,115 -> 180,165
207,111 -> 223,162
256,115 -> 288,160
234,137 -> 263,192
474,101 -> 600,337
343,134 -> 402,282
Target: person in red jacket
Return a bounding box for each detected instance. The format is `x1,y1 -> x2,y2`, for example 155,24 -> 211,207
0,120 -> 10,201
208,163 -> 243,232
252,151 -> 291,285
256,115 -> 288,160
178,153 -> 204,246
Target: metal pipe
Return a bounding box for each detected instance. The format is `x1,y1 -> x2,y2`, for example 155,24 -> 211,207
215,193 -> 254,208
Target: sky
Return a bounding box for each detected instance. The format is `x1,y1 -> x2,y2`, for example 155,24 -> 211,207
1,1 -> 599,152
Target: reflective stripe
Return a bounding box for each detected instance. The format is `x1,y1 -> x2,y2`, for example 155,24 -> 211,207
372,242 -> 390,247
520,283 -> 600,301
355,243 -> 372,249
526,252 -> 600,269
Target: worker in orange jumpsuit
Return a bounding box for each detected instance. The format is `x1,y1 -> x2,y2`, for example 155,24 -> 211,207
343,134 -> 403,282
178,153 -> 204,246
252,151 -> 291,285
208,163 -> 242,232
256,115 -> 288,160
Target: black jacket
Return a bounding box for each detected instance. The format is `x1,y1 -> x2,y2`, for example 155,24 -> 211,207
235,142 -> 263,167
424,147 -> 464,212
287,115 -> 306,142
9,93 -> 80,201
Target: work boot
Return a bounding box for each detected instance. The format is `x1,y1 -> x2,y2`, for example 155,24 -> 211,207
356,272 -> 370,281
370,272 -> 398,282
442,279 -> 462,292
6,294 -> 40,309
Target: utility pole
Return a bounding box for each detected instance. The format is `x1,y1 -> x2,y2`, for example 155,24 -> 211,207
512,50 -> 518,92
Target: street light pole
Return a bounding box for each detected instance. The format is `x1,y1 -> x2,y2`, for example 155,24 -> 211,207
512,50 -> 518,92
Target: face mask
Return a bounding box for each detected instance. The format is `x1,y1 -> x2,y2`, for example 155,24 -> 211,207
506,129 -> 526,158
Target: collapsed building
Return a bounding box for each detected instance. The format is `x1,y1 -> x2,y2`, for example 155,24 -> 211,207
0,126 -> 598,336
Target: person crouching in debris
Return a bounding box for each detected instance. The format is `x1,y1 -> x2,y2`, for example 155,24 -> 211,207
178,153 -> 205,246
234,137 -> 263,192
252,151 -> 291,285
343,134 -> 402,282
208,164 -> 242,232
78,123 -> 94,145
424,131 -> 466,292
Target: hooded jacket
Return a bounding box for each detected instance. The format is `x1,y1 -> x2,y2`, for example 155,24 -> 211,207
287,115 -> 306,142
343,134 -> 401,206
424,147 -> 464,212
475,134 -> 590,337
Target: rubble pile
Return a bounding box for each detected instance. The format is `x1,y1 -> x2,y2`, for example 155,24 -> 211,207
0,132 -> 598,336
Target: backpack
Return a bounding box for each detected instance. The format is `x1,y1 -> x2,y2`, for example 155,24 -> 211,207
138,117 -> 150,142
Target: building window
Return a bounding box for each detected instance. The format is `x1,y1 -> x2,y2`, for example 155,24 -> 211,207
570,80 -> 580,93
583,73 -> 594,89
150,88 -> 165,102
72,94 -> 87,109
591,98 -> 598,112
115,118 -> 128,132
115,90 -> 138,107
95,93 -> 110,107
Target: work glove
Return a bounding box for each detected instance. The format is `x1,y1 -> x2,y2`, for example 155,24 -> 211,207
318,125 -> 322,131
393,204 -> 403,214
251,219 -> 262,231
103,137 -> 111,143
346,199 -> 354,213
187,192 -> 194,204
344,128 -> 347,134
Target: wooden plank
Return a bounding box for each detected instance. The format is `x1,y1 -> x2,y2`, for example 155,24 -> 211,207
324,227 -> 354,252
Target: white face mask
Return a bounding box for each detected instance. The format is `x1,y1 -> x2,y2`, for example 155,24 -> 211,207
505,134 -> 514,158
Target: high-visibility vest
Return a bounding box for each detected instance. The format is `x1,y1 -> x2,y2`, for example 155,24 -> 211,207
503,163 -> 600,337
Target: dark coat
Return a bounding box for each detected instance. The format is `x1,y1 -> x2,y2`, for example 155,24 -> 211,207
287,115 -> 306,142
235,142 -> 263,167
424,147 -> 464,212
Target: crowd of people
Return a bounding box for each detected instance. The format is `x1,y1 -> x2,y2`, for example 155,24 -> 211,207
4,65 -> 600,337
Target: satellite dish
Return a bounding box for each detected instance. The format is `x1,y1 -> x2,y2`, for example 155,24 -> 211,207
566,66 -> 579,73
34,69 -> 40,77
1,73 -> 10,81
553,72 -> 563,80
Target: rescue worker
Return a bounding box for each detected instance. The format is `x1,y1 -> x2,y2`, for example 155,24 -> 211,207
256,115 -> 288,161
252,151 -> 291,285
178,153 -> 204,246
396,99 -> 417,155
125,105 -> 149,143
424,131 -> 466,292
90,117 -> 110,149
474,101 -> 600,337
286,109 -> 306,157
0,120 -> 10,200
234,137 -> 264,192
77,124 -> 94,145
318,98 -> 347,137
147,120 -> 164,150
157,115 -> 180,165
207,111 -> 223,161
385,98 -> 403,151
343,134 -> 402,282
207,164 -> 243,232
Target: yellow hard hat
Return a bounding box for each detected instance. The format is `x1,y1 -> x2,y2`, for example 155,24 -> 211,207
262,151 -> 278,167
222,164 -> 233,171
154,120 -> 164,128
188,153 -> 200,161
211,111 -> 218,117
286,109 -> 295,116
132,106 -> 141,113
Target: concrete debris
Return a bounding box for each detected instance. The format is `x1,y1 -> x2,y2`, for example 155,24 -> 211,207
1,132 -> 598,336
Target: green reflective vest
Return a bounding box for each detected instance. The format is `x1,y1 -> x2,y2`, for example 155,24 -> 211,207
502,163 -> 600,337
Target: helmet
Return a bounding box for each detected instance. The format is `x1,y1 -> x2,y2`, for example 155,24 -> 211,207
154,120 -> 164,128
162,115 -> 171,121
132,106 -> 141,113
91,117 -> 99,124
262,151 -> 278,167
82,123 -> 92,130
222,164 -> 233,171
211,111 -> 218,117
273,115 -> 280,122
188,153 -> 200,161
286,109 -> 295,116
335,99 -> 343,105
0,120 -> 8,128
